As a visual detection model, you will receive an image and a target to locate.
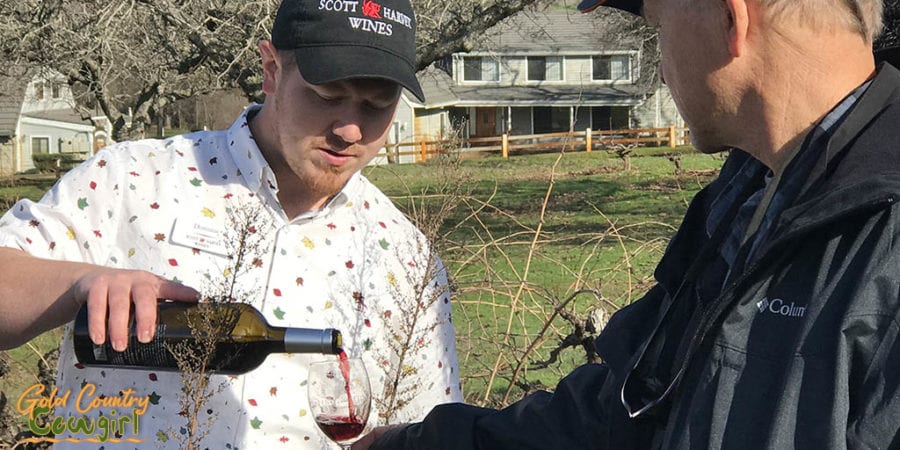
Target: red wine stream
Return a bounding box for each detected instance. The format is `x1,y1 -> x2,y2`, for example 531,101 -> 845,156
338,350 -> 355,418
313,350 -> 365,442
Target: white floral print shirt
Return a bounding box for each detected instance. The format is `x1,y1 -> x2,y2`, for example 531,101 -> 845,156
0,106 -> 462,449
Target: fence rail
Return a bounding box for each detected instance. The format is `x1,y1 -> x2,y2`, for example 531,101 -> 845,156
380,126 -> 690,163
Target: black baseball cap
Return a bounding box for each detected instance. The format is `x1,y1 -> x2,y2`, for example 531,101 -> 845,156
271,0 -> 425,101
577,0 -> 642,15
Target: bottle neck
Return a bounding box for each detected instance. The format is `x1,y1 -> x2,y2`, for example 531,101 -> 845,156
282,327 -> 341,354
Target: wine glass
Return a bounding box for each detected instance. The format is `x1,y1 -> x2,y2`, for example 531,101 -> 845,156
308,357 -> 371,449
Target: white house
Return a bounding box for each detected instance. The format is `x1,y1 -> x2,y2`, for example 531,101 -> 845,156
0,69 -> 98,175
393,6 -> 683,154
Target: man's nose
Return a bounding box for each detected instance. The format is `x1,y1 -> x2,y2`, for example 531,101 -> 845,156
332,117 -> 363,145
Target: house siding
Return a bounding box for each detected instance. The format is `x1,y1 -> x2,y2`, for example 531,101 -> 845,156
456,52 -> 638,88
372,96 -> 424,165
21,72 -> 76,114
0,137 -> 15,176
631,85 -> 682,129
19,120 -> 93,172
0,69 -> 97,173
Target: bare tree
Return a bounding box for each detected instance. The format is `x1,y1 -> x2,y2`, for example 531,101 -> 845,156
0,0 -> 565,141
0,0 -> 272,140
414,0 -> 554,69
166,199 -> 273,449
879,0 -> 900,49
1,0 -> 892,142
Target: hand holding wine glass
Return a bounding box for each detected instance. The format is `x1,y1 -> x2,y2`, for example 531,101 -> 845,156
308,355 -> 371,449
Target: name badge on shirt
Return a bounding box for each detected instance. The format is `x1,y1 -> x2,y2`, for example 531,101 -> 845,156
170,218 -> 229,257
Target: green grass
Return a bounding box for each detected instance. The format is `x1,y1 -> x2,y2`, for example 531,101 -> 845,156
365,149 -> 721,294
0,147 -> 726,413
0,328 -> 62,432
364,148 -> 724,404
0,174 -> 58,211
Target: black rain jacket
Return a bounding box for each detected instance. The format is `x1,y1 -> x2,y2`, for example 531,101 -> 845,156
373,63 -> 900,450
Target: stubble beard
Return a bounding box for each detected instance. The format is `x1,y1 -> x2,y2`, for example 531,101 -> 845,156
297,158 -> 350,203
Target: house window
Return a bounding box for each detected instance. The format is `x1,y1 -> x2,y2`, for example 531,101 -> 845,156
51,82 -> 62,99
463,56 -> 500,82
32,137 -> 50,155
592,55 -> 632,82
527,56 -> 564,81
533,107 -> 570,133
591,106 -> 630,130
34,82 -> 44,100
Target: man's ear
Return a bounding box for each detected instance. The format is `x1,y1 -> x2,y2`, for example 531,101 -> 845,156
723,0 -> 749,57
259,40 -> 281,95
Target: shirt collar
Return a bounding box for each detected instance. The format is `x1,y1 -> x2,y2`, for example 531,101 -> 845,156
225,104 -> 272,195
291,174 -> 360,222
225,105 -> 360,219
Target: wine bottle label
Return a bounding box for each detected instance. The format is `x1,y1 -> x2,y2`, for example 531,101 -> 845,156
92,343 -> 108,361
92,324 -> 177,366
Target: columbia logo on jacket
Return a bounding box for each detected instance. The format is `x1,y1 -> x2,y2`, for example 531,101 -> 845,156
756,297 -> 806,317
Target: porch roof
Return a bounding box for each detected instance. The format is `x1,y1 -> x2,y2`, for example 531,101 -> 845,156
421,85 -> 644,109
414,66 -> 644,110
22,108 -> 94,127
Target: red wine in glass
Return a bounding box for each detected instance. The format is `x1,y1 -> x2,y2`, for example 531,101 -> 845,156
314,415 -> 366,442
308,354 -> 371,448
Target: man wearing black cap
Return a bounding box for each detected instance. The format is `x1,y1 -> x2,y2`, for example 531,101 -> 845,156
359,0 -> 900,448
0,0 -> 461,447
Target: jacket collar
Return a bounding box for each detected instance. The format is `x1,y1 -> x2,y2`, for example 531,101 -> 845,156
772,63 -> 900,238
653,150 -> 764,294
652,64 -> 900,315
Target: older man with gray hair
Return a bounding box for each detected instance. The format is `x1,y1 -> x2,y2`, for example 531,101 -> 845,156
357,0 -> 900,448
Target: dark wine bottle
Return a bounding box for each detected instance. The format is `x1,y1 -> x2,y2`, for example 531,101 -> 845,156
73,301 -> 343,375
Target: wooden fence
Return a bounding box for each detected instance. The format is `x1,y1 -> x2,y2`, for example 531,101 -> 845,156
379,126 -> 690,163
